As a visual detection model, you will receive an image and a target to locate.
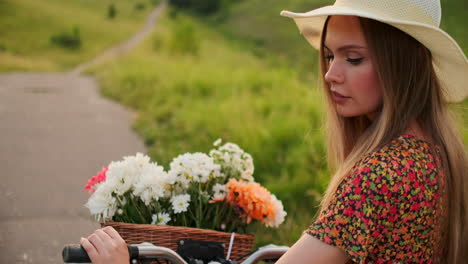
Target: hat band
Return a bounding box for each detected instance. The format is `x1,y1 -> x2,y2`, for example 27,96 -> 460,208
334,0 -> 440,27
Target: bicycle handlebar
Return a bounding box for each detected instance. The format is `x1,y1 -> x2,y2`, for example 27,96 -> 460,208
63,243 -> 289,264
62,244 -> 139,263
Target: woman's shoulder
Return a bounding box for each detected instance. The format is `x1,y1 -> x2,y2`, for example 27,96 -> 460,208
309,134 -> 445,263
346,134 -> 443,199
354,134 -> 440,173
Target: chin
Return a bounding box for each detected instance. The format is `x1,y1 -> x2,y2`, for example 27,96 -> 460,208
336,106 -> 380,119
335,108 -> 363,118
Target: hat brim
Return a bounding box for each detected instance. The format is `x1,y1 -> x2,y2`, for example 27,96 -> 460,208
281,6 -> 468,103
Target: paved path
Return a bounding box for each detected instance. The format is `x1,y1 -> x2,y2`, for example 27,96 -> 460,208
0,2 -> 165,263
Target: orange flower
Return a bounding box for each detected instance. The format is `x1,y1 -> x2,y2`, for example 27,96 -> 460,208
224,179 -> 277,224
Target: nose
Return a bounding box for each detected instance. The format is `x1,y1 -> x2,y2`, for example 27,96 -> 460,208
324,60 -> 344,84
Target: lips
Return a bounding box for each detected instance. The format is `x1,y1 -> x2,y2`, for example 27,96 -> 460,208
332,91 -> 350,98
331,91 -> 350,104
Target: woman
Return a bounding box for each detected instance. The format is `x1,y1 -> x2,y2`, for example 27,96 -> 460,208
276,0 -> 467,263
81,0 -> 467,263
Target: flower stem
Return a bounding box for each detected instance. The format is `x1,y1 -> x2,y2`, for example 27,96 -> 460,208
197,183 -> 202,228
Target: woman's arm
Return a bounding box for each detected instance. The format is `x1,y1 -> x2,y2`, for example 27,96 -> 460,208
275,233 -> 349,264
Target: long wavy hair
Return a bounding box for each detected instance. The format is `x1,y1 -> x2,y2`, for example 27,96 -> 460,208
318,16 -> 468,263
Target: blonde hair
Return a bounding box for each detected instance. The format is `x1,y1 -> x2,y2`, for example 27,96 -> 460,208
318,16 -> 468,263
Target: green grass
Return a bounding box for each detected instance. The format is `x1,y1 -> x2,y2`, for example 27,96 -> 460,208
207,0 -> 327,78
0,0 -> 154,72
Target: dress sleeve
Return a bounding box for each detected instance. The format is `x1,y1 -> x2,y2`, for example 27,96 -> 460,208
305,156 -> 397,263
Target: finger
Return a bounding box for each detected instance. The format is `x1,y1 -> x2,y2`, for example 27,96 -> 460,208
96,228 -> 123,256
95,228 -> 112,241
102,226 -> 125,243
87,232 -> 106,255
80,237 -> 99,262
94,229 -> 116,252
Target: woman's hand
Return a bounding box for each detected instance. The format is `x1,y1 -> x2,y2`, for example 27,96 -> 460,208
80,226 -> 129,264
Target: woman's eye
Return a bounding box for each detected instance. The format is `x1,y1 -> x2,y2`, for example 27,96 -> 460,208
347,57 -> 363,65
325,55 -> 334,62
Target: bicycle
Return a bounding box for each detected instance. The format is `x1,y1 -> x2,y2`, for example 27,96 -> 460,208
62,242 -> 289,264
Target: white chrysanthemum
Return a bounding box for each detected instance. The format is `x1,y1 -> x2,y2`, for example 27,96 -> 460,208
171,194 -> 191,214
133,162 -> 170,205
105,153 -> 153,195
85,182 -> 117,221
151,212 -> 171,225
211,183 -> 226,200
209,142 -> 255,182
168,153 -> 221,188
124,152 -> 151,167
264,194 -> 287,228
220,143 -> 243,153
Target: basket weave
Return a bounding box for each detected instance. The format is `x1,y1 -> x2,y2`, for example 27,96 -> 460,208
101,221 -> 255,262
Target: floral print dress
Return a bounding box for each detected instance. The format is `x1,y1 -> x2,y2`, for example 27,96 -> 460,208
305,134 -> 445,264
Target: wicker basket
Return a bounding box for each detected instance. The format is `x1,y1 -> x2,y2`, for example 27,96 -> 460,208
101,221 -> 255,262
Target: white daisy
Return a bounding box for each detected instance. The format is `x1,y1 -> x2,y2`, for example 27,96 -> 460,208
209,142 -> 255,182
168,153 -> 221,188
171,194 -> 191,213
151,212 -> 171,225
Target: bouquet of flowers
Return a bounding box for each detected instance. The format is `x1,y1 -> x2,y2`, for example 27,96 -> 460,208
84,139 -> 287,233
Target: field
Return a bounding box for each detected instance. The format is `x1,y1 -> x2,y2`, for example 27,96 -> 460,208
0,0 -> 152,71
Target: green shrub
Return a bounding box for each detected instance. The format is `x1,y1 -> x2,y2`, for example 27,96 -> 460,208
107,4 -> 117,19
168,0 -> 191,9
168,0 -> 227,15
168,21 -> 199,55
150,0 -> 161,6
135,3 -> 146,10
152,35 -> 164,51
192,0 -> 221,14
168,6 -> 179,18
49,26 -> 81,50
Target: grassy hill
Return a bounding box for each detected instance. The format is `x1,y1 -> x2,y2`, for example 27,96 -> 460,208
210,0 -> 468,76
0,0 -> 153,71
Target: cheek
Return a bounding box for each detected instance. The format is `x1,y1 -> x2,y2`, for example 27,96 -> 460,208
350,66 -> 382,106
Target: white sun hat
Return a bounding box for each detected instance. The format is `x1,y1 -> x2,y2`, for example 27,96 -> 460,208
280,0 -> 468,103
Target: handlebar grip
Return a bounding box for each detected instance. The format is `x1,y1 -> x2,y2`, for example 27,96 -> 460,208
62,244 -> 91,263
62,244 -> 139,263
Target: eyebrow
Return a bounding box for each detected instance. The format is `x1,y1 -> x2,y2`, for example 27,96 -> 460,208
324,44 -> 366,52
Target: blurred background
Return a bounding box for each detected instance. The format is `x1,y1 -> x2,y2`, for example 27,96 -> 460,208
0,0 -> 466,262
